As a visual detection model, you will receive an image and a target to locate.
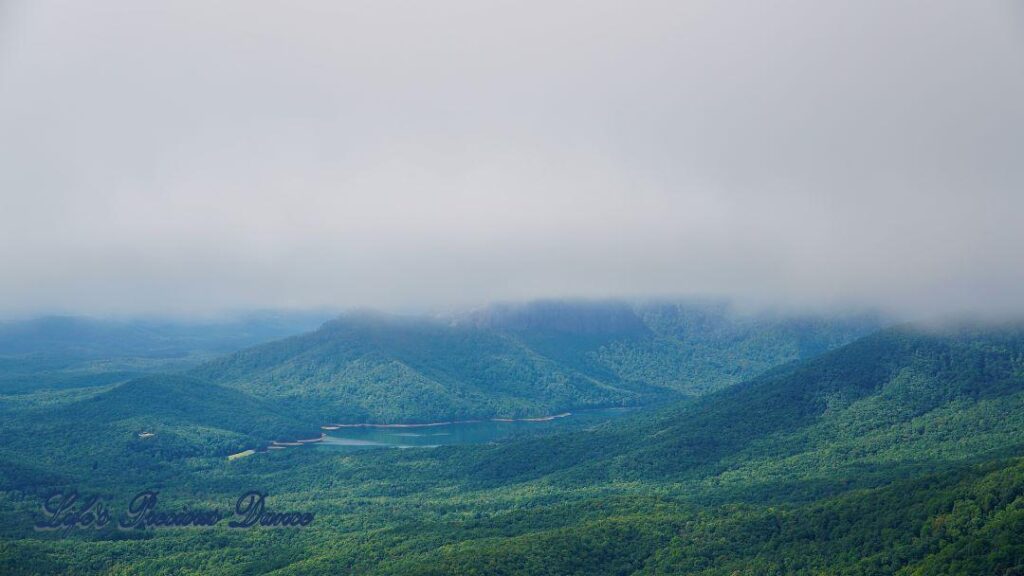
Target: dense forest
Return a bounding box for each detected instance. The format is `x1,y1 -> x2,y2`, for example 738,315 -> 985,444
190,301 -> 879,422
2,305 -> 1023,574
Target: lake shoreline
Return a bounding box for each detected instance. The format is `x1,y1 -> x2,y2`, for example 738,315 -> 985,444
321,412 -> 573,430
234,408 -> 635,460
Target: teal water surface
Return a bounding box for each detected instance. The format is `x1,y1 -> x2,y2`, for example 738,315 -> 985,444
317,407 -> 637,450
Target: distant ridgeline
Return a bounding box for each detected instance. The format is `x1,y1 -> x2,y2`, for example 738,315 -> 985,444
0,300 -> 879,478
0,311 -> 332,394
4,313 -> 1024,574
188,300 -> 882,423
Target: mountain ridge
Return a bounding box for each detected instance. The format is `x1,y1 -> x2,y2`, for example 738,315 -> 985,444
190,300 -> 880,423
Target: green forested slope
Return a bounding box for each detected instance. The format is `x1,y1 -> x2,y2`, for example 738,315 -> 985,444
452,325 -> 1024,497
0,375 -> 318,488
4,323 -> 1024,575
191,302 -> 877,423
190,311 -> 655,422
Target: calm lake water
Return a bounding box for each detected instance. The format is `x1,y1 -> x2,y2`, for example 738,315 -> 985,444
317,407 -> 637,450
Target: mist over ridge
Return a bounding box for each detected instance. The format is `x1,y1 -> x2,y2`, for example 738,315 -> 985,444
2,0 -> 1021,319
3,3 -> 1024,574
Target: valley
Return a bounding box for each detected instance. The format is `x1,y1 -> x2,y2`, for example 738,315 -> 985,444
2,303 -> 1023,575
4,2 -> 1015,573
316,407 -> 635,450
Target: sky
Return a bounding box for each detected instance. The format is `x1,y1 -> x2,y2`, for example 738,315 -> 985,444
1,1 -> 1022,319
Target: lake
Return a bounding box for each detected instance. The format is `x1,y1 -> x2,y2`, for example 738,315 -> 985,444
316,407 -> 637,450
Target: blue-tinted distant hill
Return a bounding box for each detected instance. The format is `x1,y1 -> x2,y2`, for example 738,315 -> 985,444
0,311 -> 333,358
0,311 -> 333,394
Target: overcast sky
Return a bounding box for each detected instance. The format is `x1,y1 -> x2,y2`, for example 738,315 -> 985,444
1,1 -> 1022,319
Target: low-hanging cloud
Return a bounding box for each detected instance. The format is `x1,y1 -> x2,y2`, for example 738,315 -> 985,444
1,0 -> 1022,320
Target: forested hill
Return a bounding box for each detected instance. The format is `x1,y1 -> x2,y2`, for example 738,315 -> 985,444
190,301 -> 880,423
4,323 -> 1024,574
0,374 -> 317,488
464,323 -> 1024,495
